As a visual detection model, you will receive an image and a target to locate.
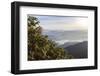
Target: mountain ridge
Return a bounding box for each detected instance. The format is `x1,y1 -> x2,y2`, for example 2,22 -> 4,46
64,41 -> 88,58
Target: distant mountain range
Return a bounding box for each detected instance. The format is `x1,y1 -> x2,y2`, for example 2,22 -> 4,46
63,41 -> 88,58
42,29 -> 88,59
42,30 -> 88,45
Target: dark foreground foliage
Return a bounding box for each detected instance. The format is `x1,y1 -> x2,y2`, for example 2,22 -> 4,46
28,16 -> 73,61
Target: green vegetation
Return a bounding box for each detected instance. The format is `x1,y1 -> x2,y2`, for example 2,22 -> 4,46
28,16 -> 73,61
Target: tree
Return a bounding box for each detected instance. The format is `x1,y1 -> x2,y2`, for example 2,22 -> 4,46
28,16 -> 73,61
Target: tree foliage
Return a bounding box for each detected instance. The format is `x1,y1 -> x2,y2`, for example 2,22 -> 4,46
28,16 -> 73,61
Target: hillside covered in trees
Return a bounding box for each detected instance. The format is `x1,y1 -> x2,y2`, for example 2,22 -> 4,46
28,16 -> 73,61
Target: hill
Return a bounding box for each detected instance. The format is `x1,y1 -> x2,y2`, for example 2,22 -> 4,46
64,41 -> 88,58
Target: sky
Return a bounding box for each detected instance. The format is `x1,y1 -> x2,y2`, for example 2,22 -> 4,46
28,15 -> 88,31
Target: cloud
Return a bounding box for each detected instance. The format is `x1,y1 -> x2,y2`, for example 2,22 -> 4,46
29,15 -> 88,31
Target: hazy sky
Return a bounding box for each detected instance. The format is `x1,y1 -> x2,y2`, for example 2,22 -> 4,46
28,15 -> 88,31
